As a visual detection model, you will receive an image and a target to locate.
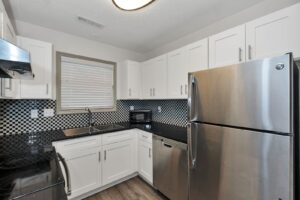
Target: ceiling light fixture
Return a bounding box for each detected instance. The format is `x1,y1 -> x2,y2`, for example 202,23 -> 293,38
112,0 -> 155,11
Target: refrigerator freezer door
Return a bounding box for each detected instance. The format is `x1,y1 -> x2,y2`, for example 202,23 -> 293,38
188,122 -> 292,200
188,54 -> 292,133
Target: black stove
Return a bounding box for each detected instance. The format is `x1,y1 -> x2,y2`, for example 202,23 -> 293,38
0,146 -> 67,200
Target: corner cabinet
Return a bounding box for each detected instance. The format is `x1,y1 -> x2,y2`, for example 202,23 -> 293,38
118,60 -> 141,99
209,25 -> 245,68
246,3 -> 300,61
142,55 -> 168,99
17,36 -> 53,99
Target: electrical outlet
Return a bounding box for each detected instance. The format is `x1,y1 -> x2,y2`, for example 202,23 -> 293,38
158,106 -> 162,113
44,109 -> 54,117
130,106 -> 134,111
31,110 -> 39,119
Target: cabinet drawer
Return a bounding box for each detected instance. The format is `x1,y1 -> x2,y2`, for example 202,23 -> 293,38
53,135 -> 101,153
102,130 -> 136,145
138,131 -> 152,144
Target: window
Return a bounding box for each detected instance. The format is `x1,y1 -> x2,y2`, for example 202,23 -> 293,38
56,52 -> 116,114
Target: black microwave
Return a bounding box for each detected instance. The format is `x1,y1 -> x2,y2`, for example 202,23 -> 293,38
130,110 -> 152,124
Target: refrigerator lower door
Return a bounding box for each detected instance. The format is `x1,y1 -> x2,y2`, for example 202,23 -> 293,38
188,123 -> 293,200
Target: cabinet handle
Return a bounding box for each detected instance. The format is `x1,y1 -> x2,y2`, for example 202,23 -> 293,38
153,88 -> 155,96
185,84 -> 188,95
5,79 -> 12,90
150,88 -> 152,96
180,85 -> 183,95
149,148 -> 151,158
98,152 -> 101,162
248,45 -> 252,60
129,88 -> 131,97
104,150 -> 106,160
46,84 -> 49,95
238,48 -> 242,62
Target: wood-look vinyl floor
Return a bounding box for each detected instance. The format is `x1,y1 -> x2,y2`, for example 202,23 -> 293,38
84,177 -> 167,200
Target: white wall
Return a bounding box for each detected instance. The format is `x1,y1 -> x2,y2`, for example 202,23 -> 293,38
144,0 -> 300,59
14,20 -> 145,62
14,20 -> 146,99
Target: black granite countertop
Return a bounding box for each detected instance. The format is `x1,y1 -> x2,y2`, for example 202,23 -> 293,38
50,122 -> 187,144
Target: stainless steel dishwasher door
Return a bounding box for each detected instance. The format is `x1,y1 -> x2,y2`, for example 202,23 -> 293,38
153,135 -> 188,200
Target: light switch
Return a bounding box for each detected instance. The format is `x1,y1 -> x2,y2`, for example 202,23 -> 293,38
44,109 -> 54,117
158,106 -> 162,113
31,110 -> 39,119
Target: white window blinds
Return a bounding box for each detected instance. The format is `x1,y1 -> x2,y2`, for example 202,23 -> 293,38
60,56 -> 115,110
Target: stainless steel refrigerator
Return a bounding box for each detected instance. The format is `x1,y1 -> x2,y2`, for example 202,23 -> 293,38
188,53 -> 298,200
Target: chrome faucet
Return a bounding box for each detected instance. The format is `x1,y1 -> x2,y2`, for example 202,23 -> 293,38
85,108 -> 95,127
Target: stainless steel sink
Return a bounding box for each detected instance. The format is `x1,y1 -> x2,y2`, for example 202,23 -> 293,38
95,124 -> 124,131
63,124 -> 125,137
63,127 -> 100,137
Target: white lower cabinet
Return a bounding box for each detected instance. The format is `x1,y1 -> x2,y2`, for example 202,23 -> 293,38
53,129 -> 152,199
62,148 -> 102,199
138,140 -> 153,184
102,139 -> 136,185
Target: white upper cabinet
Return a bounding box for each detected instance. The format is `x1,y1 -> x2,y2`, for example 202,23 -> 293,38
246,3 -> 300,61
119,60 -> 141,99
17,36 -> 53,99
209,25 -> 245,68
167,47 -> 186,99
141,59 -> 153,99
185,38 -> 209,73
152,55 -> 168,99
142,55 -> 168,99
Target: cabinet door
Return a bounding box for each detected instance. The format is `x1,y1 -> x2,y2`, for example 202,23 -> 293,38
167,48 -> 186,98
138,140 -> 153,184
186,38 -> 209,73
127,61 -> 141,99
102,140 -> 135,185
142,60 -> 154,99
152,55 -> 168,99
183,38 -> 209,97
59,148 -> 102,199
246,3 -> 300,61
209,25 -> 245,68
18,37 -> 53,99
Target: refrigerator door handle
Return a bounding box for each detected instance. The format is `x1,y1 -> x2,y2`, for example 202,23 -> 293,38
188,74 -> 196,121
187,123 -> 196,169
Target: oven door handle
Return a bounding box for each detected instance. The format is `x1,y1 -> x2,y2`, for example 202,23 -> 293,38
57,153 -> 72,196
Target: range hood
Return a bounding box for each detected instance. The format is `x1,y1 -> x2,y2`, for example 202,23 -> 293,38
0,39 -> 34,79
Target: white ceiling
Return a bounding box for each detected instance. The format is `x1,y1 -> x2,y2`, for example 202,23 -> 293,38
4,0 -> 263,53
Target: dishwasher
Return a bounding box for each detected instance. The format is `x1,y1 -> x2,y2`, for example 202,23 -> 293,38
153,135 -> 188,200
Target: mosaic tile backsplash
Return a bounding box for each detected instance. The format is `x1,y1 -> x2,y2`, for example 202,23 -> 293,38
0,99 -> 188,135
